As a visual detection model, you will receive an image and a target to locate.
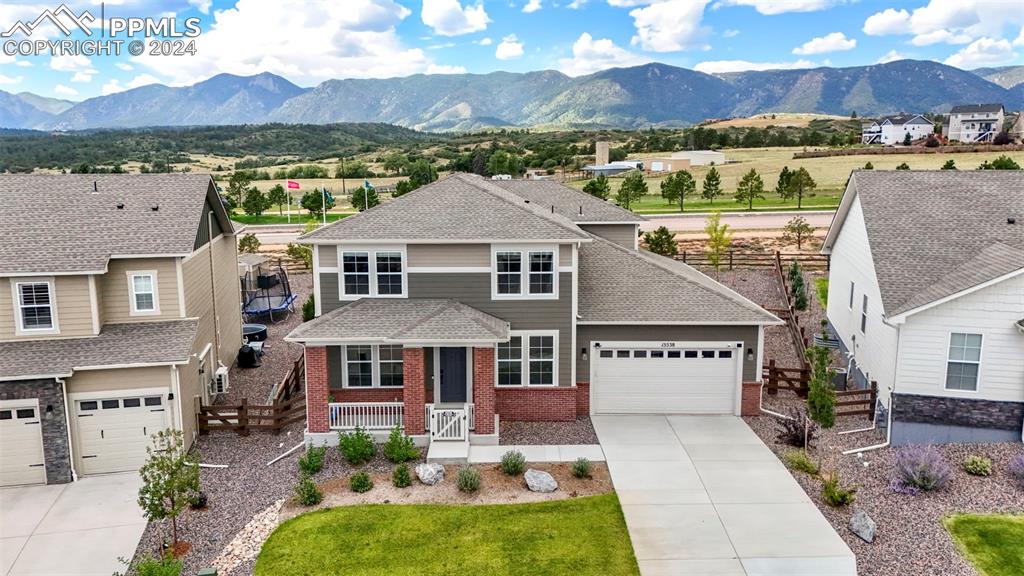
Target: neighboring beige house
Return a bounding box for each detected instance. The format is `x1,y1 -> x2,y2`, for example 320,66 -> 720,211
0,174 -> 242,486
945,104 -> 1005,143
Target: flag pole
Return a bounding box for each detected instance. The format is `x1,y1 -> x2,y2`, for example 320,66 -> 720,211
286,181 -> 291,224
321,186 -> 326,226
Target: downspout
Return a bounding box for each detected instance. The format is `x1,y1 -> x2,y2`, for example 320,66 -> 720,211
207,211 -> 222,363
843,319 -> 901,455
56,377 -> 77,482
838,351 -> 876,435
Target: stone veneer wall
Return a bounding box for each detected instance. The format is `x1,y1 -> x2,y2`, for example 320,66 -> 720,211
892,393 -> 1024,431
0,379 -> 72,484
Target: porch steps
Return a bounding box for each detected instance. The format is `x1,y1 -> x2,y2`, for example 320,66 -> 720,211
425,441 -> 470,464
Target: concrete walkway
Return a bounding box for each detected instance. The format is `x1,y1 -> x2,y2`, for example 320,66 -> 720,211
468,444 -> 604,464
0,474 -> 147,576
593,415 -> 855,576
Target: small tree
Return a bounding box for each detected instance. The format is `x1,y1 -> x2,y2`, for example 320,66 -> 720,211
895,162 -> 910,170
941,159 -> 956,170
806,346 -> 836,429
300,189 -> 335,219
902,132 -> 912,146
137,429 -> 199,550
775,166 -> 792,195
242,186 -> 270,216
227,171 -> 252,205
978,155 -> 1021,170
615,170 -> 648,210
734,168 -> 765,210
783,167 -> 816,209
993,131 -> 1011,145
701,167 -> 723,203
850,110 -> 857,119
643,226 -> 678,257
393,179 -> 416,197
863,161 -> 873,170
780,216 -> 815,249
382,152 -> 408,175
660,170 -> 696,212
238,233 -> 261,254
266,183 -> 289,216
351,186 -> 380,212
582,174 -> 611,200
406,159 -> 437,186
703,211 -> 733,272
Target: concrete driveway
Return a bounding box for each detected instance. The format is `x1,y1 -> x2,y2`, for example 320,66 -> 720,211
593,415 -> 855,576
1,474 -> 147,576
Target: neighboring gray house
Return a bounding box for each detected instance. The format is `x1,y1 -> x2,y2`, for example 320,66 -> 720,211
286,173 -> 780,451
945,104 -> 1005,143
822,171 -> 1024,445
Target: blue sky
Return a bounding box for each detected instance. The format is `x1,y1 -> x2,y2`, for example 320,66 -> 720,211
1,0 -> 1022,100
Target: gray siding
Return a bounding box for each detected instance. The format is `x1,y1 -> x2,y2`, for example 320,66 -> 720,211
327,345 -> 342,388
320,273 -> 341,313
576,324 -> 761,382
408,244 -> 489,267
580,224 -> 637,249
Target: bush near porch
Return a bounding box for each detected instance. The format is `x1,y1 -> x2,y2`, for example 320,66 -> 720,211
256,494 -> 639,576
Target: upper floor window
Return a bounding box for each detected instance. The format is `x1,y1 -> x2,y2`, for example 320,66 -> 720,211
491,246 -> 558,299
340,248 -> 405,299
128,272 -> 159,315
529,252 -> 554,294
496,252 -> 522,295
15,280 -> 55,332
946,333 -> 982,391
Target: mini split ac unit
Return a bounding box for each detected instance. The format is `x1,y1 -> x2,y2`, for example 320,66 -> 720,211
209,365 -> 230,394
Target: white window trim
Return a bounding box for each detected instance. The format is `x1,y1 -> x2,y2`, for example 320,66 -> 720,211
11,278 -> 59,335
942,332 -> 983,393
490,245 -> 559,300
494,329 -> 559,387
340,344 -> 405,389
338,245 -> 407,300
860,294 -> 868,334
127,270 -> 161,316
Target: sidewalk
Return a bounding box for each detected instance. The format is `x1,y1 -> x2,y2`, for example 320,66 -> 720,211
468,444 -> 605,464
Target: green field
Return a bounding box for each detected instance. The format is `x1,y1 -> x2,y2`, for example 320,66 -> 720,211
230,212 -> 352,225
945,514 -> 1024,576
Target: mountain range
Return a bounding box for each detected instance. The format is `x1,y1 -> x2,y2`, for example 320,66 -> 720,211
4,60 -> 1023,132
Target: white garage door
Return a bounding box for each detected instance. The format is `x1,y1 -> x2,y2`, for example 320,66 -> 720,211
592,342 -> 742,414
0,401 -> 46,487
75,394 -> 169,476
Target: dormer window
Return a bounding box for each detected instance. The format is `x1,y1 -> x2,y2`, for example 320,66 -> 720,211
492,245 -> 559,299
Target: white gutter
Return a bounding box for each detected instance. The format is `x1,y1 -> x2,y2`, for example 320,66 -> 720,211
56,377 -> 77,482
843,325 -> 902,455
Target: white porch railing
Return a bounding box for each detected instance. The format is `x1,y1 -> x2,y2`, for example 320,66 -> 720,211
425,403 -> 470,441
329,402 -> 404,430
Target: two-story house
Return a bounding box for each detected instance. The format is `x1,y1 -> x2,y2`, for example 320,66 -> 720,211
0,174 -> 242,486
822,170 -> 1023,445
860,114 -> 934,145
286,174 -> 780,451
945,104 -> 1005,143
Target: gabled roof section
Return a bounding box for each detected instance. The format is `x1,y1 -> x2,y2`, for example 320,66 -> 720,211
0,174 -> 227,275
301,173 -> 591,243
285,298 -> 510,344
823,170 -> 1024,317
578,234 -> 781,325
489,179 -> 644,223
950,104 -> 1003,114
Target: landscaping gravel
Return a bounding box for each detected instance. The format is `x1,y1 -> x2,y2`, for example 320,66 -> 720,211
711,268 -> 803,367
499,417 -> 599,445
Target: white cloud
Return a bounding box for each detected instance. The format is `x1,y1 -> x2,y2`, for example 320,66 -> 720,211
70,71 -> 94,82
495,34 -> 524,60
50,54 -> 94,74
944,37 -> 1017,68
115,62 -> 134,71
477,37 -> 492,45
101,73 -> 162,96
53,84 -> 78,96
426,63 -> 467,74
629,0 -> 710,52
523,0 -> 542,13
863,1 -> 1024,46
877,49 -> 905,64
188,0 -> 212,14
792,32 -> 855,55
567,0 -> 588,8
558,32 -> 651,76
723,29 -> 740,38
862,8 -> 908,36
910,29 -> 972,46
1015,26 -> 1024,47
134,0 -> 437,86
422,0 -> 489,36
694,59 -> 815,74
0,73 -> 23,84
15,60 -> 32,67
717,0 -> 845,16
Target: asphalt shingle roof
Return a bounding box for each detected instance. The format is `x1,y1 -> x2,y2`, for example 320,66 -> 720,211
846,170 -> 1024,316
301,173 -> 591,243
489,180 -> 644,223
950,104 -> 1004,114
285,299 -> 510,343
0,319 -> 198,381
0,174 -> 218,275
578,234 -> 782,324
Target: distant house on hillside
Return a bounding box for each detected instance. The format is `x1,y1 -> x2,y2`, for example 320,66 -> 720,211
945,104 -> 1005,143
860,114 -> 934,145
583,160 -> 644,177
670,150 -> 726,166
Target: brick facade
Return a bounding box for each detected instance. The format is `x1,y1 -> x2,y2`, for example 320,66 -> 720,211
892,393 -> 1024,431
329,388 -> 404,403
402,347 -> 426,434
305,347 -> 330,434
740,382 -> 761,416
0,379 -> 72,484
575,382 -> 590,416
472,347 -> 497,434
495,386 -> 578,422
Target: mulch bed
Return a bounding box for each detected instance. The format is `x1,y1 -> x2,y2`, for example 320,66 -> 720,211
499,417 -> 599,445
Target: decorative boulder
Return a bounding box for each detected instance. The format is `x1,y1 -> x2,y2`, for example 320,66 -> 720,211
849,509 -> 876,543
415,463 -> 445,486
524,468 -> 558,493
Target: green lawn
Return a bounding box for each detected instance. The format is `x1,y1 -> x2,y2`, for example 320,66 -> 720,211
815,278 -> 829,309
255,494 -> 639,576
944,514 -> 1024,576
230,212 -> 352,225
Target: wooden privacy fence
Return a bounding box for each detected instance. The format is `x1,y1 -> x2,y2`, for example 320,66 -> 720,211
772,253 -> 810,368
198,394 -> 305,436
269,354 -> 304,404
762,360 -> 809,396
676,250 -> 830,271
835,382 -> 878,420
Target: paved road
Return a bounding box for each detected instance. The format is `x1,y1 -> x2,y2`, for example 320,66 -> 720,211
640,210 -> 836,233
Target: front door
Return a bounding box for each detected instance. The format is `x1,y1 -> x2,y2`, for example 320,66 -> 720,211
438,347 -> 467,403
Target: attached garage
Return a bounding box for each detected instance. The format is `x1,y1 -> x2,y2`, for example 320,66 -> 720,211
590,341 -> 744,415
73,392 -> 170,476
0,400 -> 46,487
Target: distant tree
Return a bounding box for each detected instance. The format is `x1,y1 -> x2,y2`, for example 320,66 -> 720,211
863,162 -> 874,170
227,171 -> 252,206
266,183 -> 289,215
734,168 -> 765,210
643,226 -> 678,257
405,159 -> 437,186
486,150 -> 525,176
300,188 -> 335,218
393,179 -> 417,197
780,216 -> 815,249
701,167 -> 723,203
382,153 -> 408,175
850,110 -> 857,119
978,155 -> 1021,170
137,429 -> 199,550
238,233 -> 261,254
806,346 -> 836,429
615,171 -> 648,210
582,174 -> 611,200
783,167 -> 816,209
660,170 -> 696,212
351,186 -> 380,211
608,148 -> 628,162
775,166 -> 793,195
704,212 -> 733,272
902,132 -> 913,146
336,160 -> 372,179
941,159 -> 957,170
895,162 -> 910,170
471,151 -> 487,175
242,186 -> 270,216
993,131 -> 1011,145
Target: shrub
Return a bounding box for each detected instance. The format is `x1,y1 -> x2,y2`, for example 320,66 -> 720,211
298,445 -> 326,476
338,426 -> 375,465
1008,454 -> 1024,489
457,466 -> 481,493
286,242 -> 312,269
294,473 -> 323,506
302,294 -> 315,322
895,162 -> 910,170
821,471 -> 856,507
119,554 -> 183,576
500,450 -> 526,476
238,233 -> 261,253
892,445 -> 951,492
382,425 -> 420,463
774,407 -> 818,448
793,290 -> 808,311
787,260 -> 802,285
572,457 -> 593,479
350,471 -> 374,493
392,463 -> 413,488
782,450 -> 819,475
189,491 -> 208,510
806,346 -> 836,429
963,455 -> 992,477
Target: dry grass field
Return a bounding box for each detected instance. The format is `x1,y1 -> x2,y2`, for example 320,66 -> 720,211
702,113 -> 848,129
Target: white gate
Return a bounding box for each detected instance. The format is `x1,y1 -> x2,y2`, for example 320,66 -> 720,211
429,404 -> 468,441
